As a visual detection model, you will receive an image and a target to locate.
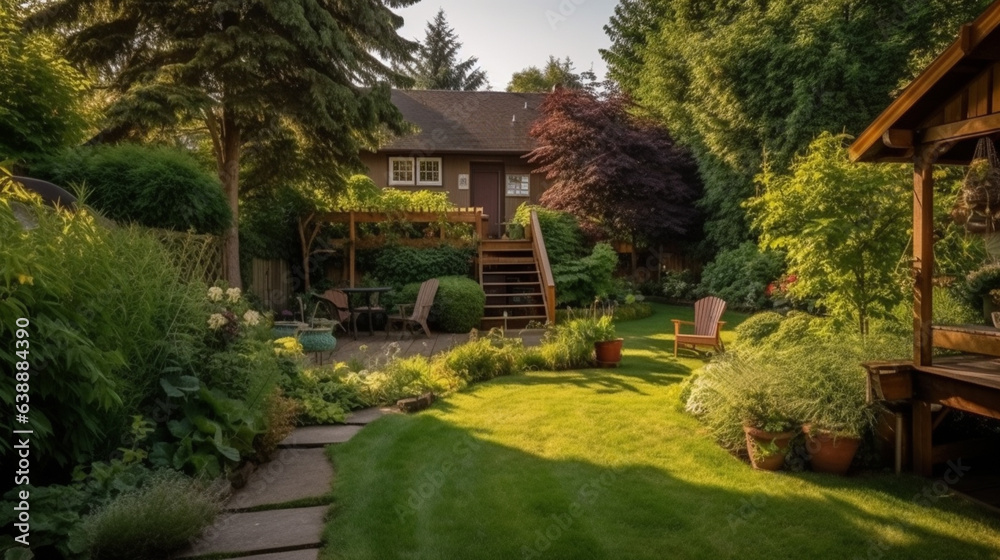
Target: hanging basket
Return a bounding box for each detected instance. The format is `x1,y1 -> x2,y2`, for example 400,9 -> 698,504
962,138 -> 1000,211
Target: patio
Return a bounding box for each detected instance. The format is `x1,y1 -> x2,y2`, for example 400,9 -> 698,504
306,329 -> 547,365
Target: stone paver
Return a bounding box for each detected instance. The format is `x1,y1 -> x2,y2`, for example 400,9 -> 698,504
227,448 -> 333,510
344,407 -> 392,425
278,425 -> 363,448
177,506 -> 327,558
238,550 -> 319,560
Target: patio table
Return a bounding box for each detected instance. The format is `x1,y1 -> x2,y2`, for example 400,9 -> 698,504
341,286 -> 392,339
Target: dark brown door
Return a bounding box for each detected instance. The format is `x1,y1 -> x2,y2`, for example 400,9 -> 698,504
470,163 -> 504,238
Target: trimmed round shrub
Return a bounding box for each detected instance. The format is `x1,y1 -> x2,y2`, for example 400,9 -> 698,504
394,276 -> 486,333
31,144 -> 231,234
733,311 -> 783,346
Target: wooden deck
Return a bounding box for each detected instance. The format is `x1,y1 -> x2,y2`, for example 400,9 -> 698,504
867,352 -> 1000,478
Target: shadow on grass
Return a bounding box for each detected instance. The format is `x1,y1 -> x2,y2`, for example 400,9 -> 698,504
324,414 -> 1000,560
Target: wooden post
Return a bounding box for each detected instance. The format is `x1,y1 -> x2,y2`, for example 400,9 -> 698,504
912,399 -> 934,477
913,150 -> 935,367
349,210 -> 356,288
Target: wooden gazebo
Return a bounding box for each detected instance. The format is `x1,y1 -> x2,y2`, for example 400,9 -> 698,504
851,2 -> 1000,476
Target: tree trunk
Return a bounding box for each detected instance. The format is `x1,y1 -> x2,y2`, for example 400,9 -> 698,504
219,116 -> 242,289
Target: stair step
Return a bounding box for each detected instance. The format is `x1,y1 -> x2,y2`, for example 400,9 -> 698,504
480,257 -> 537,265
485,292 -> 543,297
480,240 -> 532,248
482,271 -> 539,276
483,282 -> 541,287
485,304 -> 545,310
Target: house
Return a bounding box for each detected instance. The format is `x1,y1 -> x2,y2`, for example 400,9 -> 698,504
360,90 -> 551,238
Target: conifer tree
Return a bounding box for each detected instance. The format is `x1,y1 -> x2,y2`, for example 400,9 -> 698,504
404,9 -> 488,91
27,0 -> 418,287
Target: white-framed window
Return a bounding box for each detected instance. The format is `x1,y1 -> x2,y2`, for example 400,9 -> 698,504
416,157 -> 442,186
506,174 -> 530,197
389,157 -> 415,185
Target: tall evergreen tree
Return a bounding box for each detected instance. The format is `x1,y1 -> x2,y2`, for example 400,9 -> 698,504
603,0 -> 991,253
27,0 -> 418,288
507,56 -> 585,93
600,0 -> 663,96
403,9 -> 487,91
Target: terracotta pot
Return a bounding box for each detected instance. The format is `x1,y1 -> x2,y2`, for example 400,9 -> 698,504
743,425 -> 797,471
803,424 -> 861,475
594,338 -> 624,367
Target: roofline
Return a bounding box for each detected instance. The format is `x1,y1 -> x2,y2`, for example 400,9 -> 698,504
849,2 -> 1000,162
365,149 -> 533,157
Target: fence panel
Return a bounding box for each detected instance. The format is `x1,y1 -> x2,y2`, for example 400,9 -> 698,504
250,258 -> 292,311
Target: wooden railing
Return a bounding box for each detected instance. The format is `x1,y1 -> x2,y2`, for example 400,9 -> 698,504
529,210 -> 557,324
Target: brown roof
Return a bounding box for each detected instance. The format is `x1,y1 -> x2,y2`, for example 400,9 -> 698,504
850,1 -> 1000,163
379,90 -> 548,155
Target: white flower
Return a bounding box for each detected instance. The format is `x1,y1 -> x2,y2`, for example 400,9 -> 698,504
226,287 -> 242,303
243,310 -> 261,326
208,313 -> 228,330
207,287 -> 224,302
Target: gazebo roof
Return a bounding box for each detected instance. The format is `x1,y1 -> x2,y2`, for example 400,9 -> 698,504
850,1 -> 1000,163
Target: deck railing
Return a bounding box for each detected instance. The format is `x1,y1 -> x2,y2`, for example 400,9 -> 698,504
529,210 -> 557,324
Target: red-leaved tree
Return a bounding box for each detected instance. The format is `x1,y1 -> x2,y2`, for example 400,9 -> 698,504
529,88 -> 702,246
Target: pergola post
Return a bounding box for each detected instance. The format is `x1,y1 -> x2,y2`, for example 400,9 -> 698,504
913,148 -> 935,367
349,210 -> 356,288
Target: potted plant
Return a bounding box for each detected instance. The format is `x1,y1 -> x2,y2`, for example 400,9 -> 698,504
793,358 -> 879,475
592,314 -> 624,367
741,390 -> 797,471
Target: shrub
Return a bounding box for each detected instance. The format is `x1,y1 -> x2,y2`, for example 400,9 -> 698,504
733,311 -> 784,347
512,204 -> 585,266
283,365 -> 362,424
80,470 -> 222,560
442,331 -> 524,383
698,242 -> 785,311
552,242 -> 618,306
392,276 -> 486,333
0,179 -> 217,468
359,354 -> 441,405
529,315 -> 613,369
364,245 -> 474,288
32,144 -> 231,234
661,269 -> 699,301
254,389 -> 301,461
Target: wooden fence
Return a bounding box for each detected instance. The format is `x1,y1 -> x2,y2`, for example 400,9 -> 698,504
249,258 -> 294,311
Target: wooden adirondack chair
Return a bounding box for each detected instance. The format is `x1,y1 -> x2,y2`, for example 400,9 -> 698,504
315,289 -> 352,334
387,278 -> 439,338
672,296 -> 727,357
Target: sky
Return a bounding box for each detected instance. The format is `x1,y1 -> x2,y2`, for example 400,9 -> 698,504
395,0 -> 619,90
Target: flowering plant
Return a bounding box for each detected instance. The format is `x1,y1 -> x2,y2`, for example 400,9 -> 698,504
205,283 -> 269,345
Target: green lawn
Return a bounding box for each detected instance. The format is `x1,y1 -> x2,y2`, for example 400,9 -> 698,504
322,303 -> 1000,560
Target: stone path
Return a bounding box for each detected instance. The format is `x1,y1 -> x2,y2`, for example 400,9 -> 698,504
175,407 -> 390,559
177,329 -> 544,559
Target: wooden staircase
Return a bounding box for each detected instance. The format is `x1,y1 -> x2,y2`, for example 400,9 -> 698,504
478,239 -> 550,329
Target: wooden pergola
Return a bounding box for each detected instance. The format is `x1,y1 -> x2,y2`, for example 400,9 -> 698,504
851,2 -> 1000,476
